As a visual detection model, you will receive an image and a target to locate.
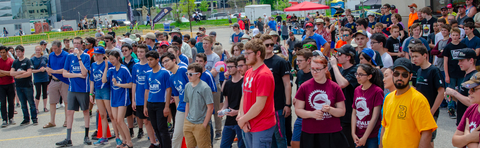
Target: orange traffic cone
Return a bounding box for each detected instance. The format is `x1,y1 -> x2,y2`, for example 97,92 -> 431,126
182,137 -> 187,148
97,115 -> 114,139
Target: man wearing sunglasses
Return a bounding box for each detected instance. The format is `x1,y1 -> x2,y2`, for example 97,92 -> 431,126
380,57 -> 437,148
445,48 -> 478,125
439,6 -> 449,24
302,22 -> 330,55
84,37 -> 96,58
408,3 -> 418,28
104,35 -> 123,57
330,44 -> 359,148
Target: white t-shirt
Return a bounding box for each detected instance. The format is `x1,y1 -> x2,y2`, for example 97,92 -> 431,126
435,32 -> 444,45
252,28 -> 260,36
381,52 -> 393,68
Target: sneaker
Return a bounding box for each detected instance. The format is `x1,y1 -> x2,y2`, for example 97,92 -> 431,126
20,120 -> 29,126
1,121 -> 7,128
137,130 -> 144,139
91,131 -> 97,138
56,104 -> 61,109
93,138 -> 108,145
55,139 -> 73,147
215,133 -> 221,140
9,119 -> 15,125
115,138 -> 123,146
84,137 -> 92,145
61,103 -> 65,108
130,130 -> 134,138
449,108 -> 457,119
32,119 -> 38,125
149,143 -> 159,148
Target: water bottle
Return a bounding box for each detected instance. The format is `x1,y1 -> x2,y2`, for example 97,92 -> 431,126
218,109 -> 231,116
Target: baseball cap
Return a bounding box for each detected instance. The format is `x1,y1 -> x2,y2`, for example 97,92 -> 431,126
312,50 -> 325,57
315,18 -> 324,24
447,4 -> 453,9
169,28 -> 181,35
391,5 -> 396,9
462,72 -> 480,89
123,32 -> 131,37
353,30 -> 368,38
407,38 -> 423,48
408,3 -> 417,8
241,34 -> 251,40
160,41 -> 169,47
305,22 -> 314,27
209,31 -> 217,36
269,31 -> 279,36
441,6 -> 448,10
146,33 -> 156,40
361,48 -> 377,66
119,38 -> 134,45
129,34 -> 140,42
39,40 -> 48,45
335,44 -> 356,56
93,46 -> 106,54
458,4 -> 466,9
393,58 -> 413,72
98,40 -> 105,47
452,48 -> 476,60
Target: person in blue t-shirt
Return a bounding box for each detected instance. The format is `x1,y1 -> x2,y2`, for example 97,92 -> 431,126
196,33 -> 206,53
55,41 -> 92,146
144,50 -> 172,148
461,22 -> 480,55
171,36 -> 190,65
130,44 -> 157,146
195,53 -> 217,93
102,50 -> 133,148
120,44 -> 138,137
89,47 -> 115,145
231,23 -> 244,44
302,22 -> 331,53
167,45 -> 188,67
31,46 -> 49,112
161,52 -> 189,148
380,4 -> 393,35
268,17 -> 277,31
345,15 -> 357,33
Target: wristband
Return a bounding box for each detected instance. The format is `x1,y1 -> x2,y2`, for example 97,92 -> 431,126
285,104 -> 292,107
89,93 -> 94,96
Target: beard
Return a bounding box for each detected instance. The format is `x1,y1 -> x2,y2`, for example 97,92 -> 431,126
246,57 -> 257,66
394,81 -> 409,89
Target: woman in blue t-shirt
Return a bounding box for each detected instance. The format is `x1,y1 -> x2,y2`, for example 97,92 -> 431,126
31,46 -> 49,113
89,47 -> 115,145
102,50 -> 133,148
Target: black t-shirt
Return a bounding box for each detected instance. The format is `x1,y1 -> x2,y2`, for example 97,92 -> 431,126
62,47 -> 69,52
222,78 -> 243,126
295,70 -> 312,91
340,64 -> 359,123
386,37 -> 400,62
11,58 -> 33,87
442,42 -> 467,78
257,21 -> 264,32
108,31 -> 116,38
411,65 -> 420,86
457,71 -> 477,125
264,54 -> 291,110
421,17 -> 437,39
276,15 -> 282,22
415,65 -> 444,117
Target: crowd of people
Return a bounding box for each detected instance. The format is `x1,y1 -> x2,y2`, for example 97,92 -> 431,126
4,2 -> 480,148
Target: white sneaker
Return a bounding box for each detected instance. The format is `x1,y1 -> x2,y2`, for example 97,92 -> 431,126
56,104 -> 61,109
61,103 -> 65,108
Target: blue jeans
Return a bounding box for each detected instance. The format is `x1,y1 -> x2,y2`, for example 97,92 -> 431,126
447,77 -> 464,110
244,125 -> 275,148
220,125 -> 245,148
16,87 -> 37,121
355,137 -> 378,148
272,109 -> 288,148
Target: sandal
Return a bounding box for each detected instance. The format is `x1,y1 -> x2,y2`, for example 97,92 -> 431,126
14,110 -> 17,114
63,121 -> 67,127
44,108 -> 49,112
123,143 -> 133,148
43,122 -> 56,128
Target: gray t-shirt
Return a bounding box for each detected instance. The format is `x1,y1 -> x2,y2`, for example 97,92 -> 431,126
184,81 -> 214,124
206,53 -> 220,84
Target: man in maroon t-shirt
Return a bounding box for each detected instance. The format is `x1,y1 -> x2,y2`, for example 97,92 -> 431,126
0,46 -> 16,127
237,39 -> 276,147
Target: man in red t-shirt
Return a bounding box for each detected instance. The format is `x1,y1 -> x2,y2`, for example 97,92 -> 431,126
0,46 -> 15,127
237,39 -> 276,147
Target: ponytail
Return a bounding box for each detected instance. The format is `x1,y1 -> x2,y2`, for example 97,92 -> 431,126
358,64 -> 384,90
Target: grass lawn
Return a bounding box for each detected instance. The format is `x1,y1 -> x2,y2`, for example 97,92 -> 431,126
137,18 -> 238,31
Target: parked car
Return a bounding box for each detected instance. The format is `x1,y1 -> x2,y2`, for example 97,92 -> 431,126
208,13 -> 229,20
51,29 -> 62,32
61,25 -> 73,31
271,11 -> 285,16
231,12 -> 246,18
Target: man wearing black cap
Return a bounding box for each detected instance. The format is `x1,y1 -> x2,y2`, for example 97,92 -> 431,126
440,6 -> 449,24
329,44 -> 359,148
457,4 -> 468,26
353,30 -> 383,68
170,29 -> 192,61
445,48 -> 478,125
380,58 -> 437,148
40,40 -> 49,56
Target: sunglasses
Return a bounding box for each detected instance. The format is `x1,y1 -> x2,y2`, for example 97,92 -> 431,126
471,87 -> 480,92
303,44 -> 314,49
186,72 -> 199,77
265,43 -> 275,47
393,71 -> 409,78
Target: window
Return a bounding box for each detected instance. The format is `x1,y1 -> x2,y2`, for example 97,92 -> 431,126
14,24 -> 21,30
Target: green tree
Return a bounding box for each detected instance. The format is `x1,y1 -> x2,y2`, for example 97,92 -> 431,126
172,3 -> 182,24
179,0 -> 196,32
259,0 -> 275,10
199,0 -> 209,12
273,0 -> 291,11
227,0 -> 250,12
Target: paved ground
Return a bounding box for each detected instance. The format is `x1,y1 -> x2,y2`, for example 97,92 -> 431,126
1,27 -> 458,147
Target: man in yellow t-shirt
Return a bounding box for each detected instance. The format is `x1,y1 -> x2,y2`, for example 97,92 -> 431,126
380,58 -> 438,148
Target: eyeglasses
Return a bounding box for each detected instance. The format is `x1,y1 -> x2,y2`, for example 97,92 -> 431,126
370,41 -> 379,45
73,42 -> 82,45
214,43 -> 220,45
85,43 -> 91,45
227,66 -> 236,69
264,43 -> 275,47
186,72 -> 199,77
355,73 -> 369,77
393,71 -> 409,78
316,24 -> 322,26
243,51 -> 254,56
172,42 -> 180,46
237,65 -> 245,68
303,44 -> 314,49
161,59 -> 171,65
311,67 -> 326,73
296,59 -> 304,63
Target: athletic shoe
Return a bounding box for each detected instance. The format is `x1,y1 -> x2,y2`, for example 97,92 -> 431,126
149,143 -> 159,148
137,130 -> 144,139
55,139 -> 73,147
91,131 -> 97,138
115,138 -> 123,146
20,120 -> 29,126
56,104 -> 61,109
32,119 -> 38,125
215,133 -> 222,140
1,121 -> 7,128
93,138 -> 108,145
9,119 -> 15,125
84,137 -> 92,145
449,108 -> 457,119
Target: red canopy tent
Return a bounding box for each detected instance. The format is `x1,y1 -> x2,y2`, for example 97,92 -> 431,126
284,1 -> 330,11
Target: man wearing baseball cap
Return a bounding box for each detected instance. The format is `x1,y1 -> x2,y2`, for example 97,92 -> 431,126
440,6 -> 450,24
447,4 -> 457,16
302,22 -> 330,55
145,33 -> 156,51
381,58 -> 437,147
353,30 -> 383,67
408,3 -> 419,28
314,18 -> 331,44
457,4 -> 468,26
445,48 -> 478,125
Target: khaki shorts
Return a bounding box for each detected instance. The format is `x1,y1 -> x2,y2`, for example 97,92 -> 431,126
48,81 -> 69,104
183,120 -> 211,148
